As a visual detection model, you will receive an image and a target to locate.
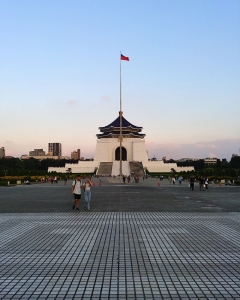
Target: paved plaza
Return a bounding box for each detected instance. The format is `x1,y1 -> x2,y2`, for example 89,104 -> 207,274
0,178 -> 240,299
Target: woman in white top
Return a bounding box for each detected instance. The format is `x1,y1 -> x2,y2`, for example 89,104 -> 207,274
84,177 -> 93,210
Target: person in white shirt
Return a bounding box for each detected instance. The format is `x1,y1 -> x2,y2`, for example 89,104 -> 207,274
71,175 -> 83,211
83,177 -> 93,210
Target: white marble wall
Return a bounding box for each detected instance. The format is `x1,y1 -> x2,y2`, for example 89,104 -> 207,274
47,138 -> 194,174
94,138 -> 148,162
143,161 -> 194,173
48,161 -> 99,173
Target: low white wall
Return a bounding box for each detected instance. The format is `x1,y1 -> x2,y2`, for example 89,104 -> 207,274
48,161 -> 99,173
48,159 -> 194,174
144,161 -> 194,173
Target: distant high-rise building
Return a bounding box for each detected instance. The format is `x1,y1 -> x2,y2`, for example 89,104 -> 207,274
71,151 -> 78,160
48,143 -> 62,156
29,149 -> 46,156
77,149 -> 81,160
0,147 -> 5,158
71,149 -> 81,160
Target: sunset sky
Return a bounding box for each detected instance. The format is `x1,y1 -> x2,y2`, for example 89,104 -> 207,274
0,0 -> 239,160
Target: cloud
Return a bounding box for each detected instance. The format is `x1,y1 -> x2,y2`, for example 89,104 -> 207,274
101,95 -> 110,101
195,143 -> 217,149
52,99 -> 78,107
67,100 -> 77,106
208,152 -> 217,158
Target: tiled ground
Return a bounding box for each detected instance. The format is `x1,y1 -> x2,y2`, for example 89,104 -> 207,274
0,212 -> 240,299
1,179 -> 240,213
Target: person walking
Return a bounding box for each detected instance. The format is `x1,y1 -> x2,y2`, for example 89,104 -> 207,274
205,177 -> 209,191
199,176 -> 204,191
178,176 -> 182,185
72,174 -> 83,211
83,177 -> 93,210
190,176 -> 195,191
212,179 -> 215,188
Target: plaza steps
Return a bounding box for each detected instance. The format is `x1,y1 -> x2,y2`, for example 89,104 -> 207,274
129,161 -> 145,177
97,162 -> 113,176
111,161 -> 130,176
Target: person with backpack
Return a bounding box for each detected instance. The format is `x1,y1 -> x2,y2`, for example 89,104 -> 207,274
71,174 -> 83,210
83,177 -> 93,210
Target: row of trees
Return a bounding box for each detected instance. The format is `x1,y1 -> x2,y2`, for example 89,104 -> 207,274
174,156 -> 240,178
0,158 -> 79,176
175,156 -> 240,171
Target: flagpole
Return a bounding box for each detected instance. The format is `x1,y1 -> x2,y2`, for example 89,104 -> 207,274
119,51 -> 123,176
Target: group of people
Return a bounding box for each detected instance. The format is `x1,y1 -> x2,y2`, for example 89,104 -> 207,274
122,175 -> 131,183
189,176 -> 210,191
169,177 -> 176,184
71,175 -> 92,211
40,177 -> 58,184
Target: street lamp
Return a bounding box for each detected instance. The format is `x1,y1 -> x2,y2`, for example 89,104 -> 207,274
4,170 -> 7,176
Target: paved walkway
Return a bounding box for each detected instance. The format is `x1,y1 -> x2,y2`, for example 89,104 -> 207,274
0,179 -> 240,299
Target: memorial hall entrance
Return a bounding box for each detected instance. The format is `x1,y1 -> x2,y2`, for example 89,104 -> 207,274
115,147 -> 127,161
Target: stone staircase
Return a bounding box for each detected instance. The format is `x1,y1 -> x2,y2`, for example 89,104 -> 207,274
111,161 -> 130,176
97,162 -> 113,176
129,161 -> 145,177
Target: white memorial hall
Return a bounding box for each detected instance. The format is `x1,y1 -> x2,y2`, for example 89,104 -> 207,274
48,112 -> 194,176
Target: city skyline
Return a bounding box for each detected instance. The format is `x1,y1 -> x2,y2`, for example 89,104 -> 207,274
1,141 -> 239,162
0,1 -> 239,160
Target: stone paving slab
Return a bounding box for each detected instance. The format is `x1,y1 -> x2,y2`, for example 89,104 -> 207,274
1,179 -> 240,299
0,212 -> 240,299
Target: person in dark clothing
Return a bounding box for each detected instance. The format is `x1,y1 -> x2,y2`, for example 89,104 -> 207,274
190,176 -> 195,191
199,176 -> 205,191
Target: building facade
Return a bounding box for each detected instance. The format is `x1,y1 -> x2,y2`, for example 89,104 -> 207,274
48,143 -> 62,156
94,114 -> 148,163
204,157 -> 218,165
48,113 -> 194,175
29,149 -> 46,156
0,147 -> 5,158
71,149 -> 81,160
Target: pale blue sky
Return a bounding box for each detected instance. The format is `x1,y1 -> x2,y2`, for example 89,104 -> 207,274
0,0 -> 239,160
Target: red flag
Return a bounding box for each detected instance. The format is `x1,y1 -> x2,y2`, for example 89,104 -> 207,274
121,54 -> 129,61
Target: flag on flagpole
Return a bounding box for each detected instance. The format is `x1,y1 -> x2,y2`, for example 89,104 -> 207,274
121,54 -> 129,61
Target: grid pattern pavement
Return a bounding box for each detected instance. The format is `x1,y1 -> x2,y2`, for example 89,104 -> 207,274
1,212 -> 240,299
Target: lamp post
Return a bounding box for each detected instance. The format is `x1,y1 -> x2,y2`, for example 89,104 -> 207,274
235,169 -> 239,177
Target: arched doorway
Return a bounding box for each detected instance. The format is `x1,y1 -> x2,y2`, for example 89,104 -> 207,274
115,147 -> 127,161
